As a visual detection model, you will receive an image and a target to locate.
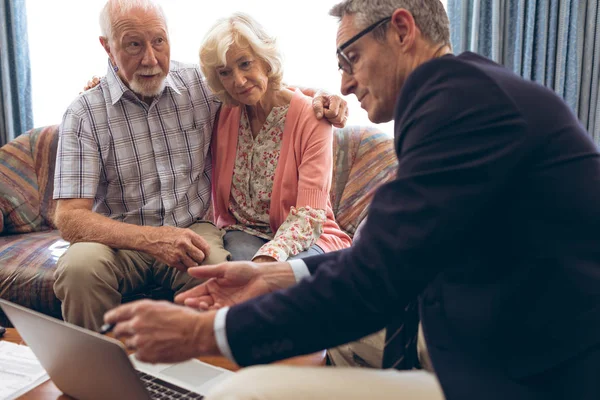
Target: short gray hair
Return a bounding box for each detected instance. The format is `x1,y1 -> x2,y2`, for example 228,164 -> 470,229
99,0 -> 168,41
330,0 -> 450,47
199,12 -> 284,106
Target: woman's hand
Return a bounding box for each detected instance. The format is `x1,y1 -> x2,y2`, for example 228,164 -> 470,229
80,76 -> 101,94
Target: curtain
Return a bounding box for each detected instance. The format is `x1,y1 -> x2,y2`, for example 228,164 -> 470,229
578,1 -> 600,144
0,0 -> 33,146
448,0 -> 600,145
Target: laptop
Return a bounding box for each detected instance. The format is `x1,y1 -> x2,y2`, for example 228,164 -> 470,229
0,299 -> 233,400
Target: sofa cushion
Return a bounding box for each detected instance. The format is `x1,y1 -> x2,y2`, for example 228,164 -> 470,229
0,230 -> 65,325
0,126 -> 58,235
30,126 -> 60,229
332,126 -> 397,236
331,126 -> 362,216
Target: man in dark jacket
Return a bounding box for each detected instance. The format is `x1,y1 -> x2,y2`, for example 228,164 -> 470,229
105,1 -> 600,399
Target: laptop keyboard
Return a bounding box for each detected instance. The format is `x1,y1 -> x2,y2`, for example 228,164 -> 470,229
137,371 -> 204,399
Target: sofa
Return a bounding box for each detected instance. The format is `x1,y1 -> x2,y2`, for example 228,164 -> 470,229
0,124 -> 398,326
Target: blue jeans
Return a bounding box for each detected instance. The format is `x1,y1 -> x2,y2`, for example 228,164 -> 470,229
223,230 -> 324,261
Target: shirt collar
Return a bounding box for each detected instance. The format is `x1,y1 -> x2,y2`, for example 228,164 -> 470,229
105,59 -> 182,105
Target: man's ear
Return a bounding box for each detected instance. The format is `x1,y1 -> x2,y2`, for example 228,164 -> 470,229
99,36 -> 110,53
99,36 -> 117,65
390,9 -> 416,49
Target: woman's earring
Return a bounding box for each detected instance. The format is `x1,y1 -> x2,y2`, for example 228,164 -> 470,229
113,65 -> 119,72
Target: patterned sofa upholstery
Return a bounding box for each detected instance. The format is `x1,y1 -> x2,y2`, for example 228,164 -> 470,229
0,124 -> 398,326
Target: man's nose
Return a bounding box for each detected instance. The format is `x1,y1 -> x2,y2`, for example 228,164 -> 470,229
141,44 -> 158,66
340,72 -> 356,96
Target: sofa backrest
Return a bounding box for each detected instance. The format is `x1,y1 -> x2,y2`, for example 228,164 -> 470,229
0,124 -> 397,237
0,126 -> 59,234
331,126 -> 397,236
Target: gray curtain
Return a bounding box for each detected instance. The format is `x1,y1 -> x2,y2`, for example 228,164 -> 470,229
448,0 -> 600,145
0,0 -> 32,146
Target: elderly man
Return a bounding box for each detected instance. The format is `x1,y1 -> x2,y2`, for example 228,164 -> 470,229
53,0 -> 348,331
105,0 -> 600,399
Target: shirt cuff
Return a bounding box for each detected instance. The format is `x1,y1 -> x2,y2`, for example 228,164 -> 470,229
288,259 -> 311,283
213,307 -> 236,363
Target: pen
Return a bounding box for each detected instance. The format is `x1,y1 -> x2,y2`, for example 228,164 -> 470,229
99,323 -> 115,335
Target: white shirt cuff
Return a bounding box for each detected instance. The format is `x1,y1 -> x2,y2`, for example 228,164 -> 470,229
287,259 -> 311,282
213,307 -> 236,363
213,261 -> 310,364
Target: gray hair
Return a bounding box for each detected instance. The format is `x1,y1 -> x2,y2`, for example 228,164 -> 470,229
199,12 -> 284,106
99,0 -> 168,41
330,0 -> 450,47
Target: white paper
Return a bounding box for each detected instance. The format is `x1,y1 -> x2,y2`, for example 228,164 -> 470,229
0,341 -> 49,400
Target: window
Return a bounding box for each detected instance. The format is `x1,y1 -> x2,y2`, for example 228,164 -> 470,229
27,0 -> 444,134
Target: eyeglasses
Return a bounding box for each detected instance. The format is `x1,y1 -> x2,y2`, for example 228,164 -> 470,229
337,17 -> 391,76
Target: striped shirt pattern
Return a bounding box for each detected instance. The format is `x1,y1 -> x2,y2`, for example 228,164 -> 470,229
53,60 -> 219,228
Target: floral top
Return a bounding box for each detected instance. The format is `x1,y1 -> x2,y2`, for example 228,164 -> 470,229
227,105 -> 327,261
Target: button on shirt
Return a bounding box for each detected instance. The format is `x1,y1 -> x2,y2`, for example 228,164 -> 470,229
53,60 -> 219,228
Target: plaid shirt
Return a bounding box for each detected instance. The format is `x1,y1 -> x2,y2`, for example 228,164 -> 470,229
53,60 -> 219,228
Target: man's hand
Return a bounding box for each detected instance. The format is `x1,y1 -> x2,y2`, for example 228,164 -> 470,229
144,226 -> 211,272
174,261 -> 296,310
55,200 -> 209,270
104,300 -> 219,363
312,90 -> 349,128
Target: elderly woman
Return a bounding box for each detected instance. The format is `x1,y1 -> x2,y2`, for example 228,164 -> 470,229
201,13 -> 351,262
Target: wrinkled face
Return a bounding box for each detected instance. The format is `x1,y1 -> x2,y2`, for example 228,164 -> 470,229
337,15 -> 401,123
103,7 -> 170,97
216,44 -> 270,106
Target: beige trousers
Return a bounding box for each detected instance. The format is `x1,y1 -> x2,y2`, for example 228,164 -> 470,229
53,222 -> 230,331
205,366 -> 445,400
328,329 -> 386,368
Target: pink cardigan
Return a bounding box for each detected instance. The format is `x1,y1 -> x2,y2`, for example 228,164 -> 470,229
212,89 -> 351,253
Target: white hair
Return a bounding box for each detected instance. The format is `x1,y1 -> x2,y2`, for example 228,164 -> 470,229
199,12 -> 284,106
99,0 -> 168,41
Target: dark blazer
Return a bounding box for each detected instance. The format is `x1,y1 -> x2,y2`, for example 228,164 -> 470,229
225,52 -> 600,399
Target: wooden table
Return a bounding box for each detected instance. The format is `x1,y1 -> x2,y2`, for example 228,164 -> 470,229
2,328 -> 326,399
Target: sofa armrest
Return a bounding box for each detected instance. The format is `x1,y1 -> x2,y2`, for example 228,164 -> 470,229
29,125 -> 60,229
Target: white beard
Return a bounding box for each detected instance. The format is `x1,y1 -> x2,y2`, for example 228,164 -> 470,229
130,67 -> 167,97
130,75 -> 167,97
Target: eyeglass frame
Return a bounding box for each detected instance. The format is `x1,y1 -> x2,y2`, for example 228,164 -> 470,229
337,16 -> 392,76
